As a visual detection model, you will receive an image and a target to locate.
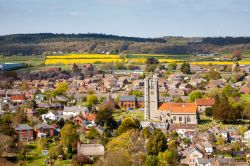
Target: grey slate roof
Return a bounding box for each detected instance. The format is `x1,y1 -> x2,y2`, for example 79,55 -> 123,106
136,97 -> 144,102
16,124 -> 33,131
35,122 -> 51,129
120,95 -> 145,102
119,95 -> 136,102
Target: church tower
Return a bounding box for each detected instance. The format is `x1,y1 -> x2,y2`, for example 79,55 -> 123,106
144,74 -> 159,120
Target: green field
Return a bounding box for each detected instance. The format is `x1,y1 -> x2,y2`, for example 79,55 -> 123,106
113,109 -> 144,121
25,142 -> 71,166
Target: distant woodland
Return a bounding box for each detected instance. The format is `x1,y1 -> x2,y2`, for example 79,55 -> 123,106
0,33 -> 250,55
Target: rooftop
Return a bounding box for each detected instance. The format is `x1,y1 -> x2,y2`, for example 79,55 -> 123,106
158,103 -> 197,114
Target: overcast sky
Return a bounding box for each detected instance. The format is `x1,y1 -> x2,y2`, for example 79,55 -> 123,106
0,0 -> 250,37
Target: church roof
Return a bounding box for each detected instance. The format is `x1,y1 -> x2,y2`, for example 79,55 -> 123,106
158,103 -> 197,114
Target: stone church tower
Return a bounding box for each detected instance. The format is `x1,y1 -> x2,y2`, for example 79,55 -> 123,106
144,74 -> 159,120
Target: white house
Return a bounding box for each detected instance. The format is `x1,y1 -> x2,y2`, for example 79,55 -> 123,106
201,141 -> 213,154
42,111 -> 61,122
244,130 -> 250,140
63,106 -> 89,117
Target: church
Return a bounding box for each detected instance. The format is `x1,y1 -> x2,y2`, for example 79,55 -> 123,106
144,74 -> 198,124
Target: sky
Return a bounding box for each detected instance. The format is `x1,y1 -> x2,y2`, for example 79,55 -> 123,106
0,0 -> 250,37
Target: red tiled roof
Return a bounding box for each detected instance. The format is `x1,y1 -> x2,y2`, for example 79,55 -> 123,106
158,103 -> 197,114
85,114 -> 96,121
195,98 -> 215,106
11,95 -> 25,101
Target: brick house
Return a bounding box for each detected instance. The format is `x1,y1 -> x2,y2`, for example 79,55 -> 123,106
195,98 -> 215,112
34,122 -> 55,138
119,95 -> 144,109
15,124 -> 34,141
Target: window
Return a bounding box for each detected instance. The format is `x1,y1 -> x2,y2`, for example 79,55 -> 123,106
179,117 -> 182,122
173,116 -> 176,121
187,116 -> 191,122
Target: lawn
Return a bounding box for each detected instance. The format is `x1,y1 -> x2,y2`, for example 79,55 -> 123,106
241,94 -> 250,102
113,109 -> 144,121
198,114 -> 250,132
25,142 -> 72,166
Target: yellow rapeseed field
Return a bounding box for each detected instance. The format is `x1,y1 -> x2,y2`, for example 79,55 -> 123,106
44,54 -> 250,65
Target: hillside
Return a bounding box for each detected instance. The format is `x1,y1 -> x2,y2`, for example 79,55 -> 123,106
0,33 -> 250,56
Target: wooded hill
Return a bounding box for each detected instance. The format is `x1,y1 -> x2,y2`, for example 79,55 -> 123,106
0,33 -> 250,56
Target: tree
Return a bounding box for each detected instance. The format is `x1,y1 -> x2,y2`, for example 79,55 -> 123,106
106,130 -> 145,154
117,117 -> 138,135
44,90 -> 56,103
144,155 -> 159,166
142,127 -> 152,139
60,124 -> 78,148
232,50 -> 242,61
145,65 -> 157,72
233,62 -> 241,72
158,150 -> 178,166
222,84 -> 240,98
180,62 -> 191,74
85,127 -> 100,139
188,91 -> 203,102
174,97 -> 183,103
95,107 -> 116,129
131,90 -> 144,97
205,107 -> 213,117
54,82 -> 69,95
72,63 -> 80,73
49,145 -> 64,159
212,93 -> 238,123
86,94 -> 98,108
146,129 -> 167,155
20,82 -> 29,91
206,68 -> 221,80
167,62 -> 177,71
95,150 -> 132,166
243,102 -> 250,119
146,57 -> 159,65
0,134 -> 14,155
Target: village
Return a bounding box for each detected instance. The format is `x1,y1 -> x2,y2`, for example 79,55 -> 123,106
1,59 -> 250,166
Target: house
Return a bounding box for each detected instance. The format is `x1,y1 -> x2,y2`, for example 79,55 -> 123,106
169,124 -> 197,139
244,130 -> 250,140
213,157 -> 249,166
34,122 -> 55,138
119,95 -> 144,109
195,98 -> 215,112
206,80 -> 225,89
15,124 -> 34,141
24,108 -> 37,118
187,146 -> 204,166
63,106 -> 89,117
195,158 -> 214,166
240,82 -> 250,94
11,95 -> 25,103
42,111 -> 61,122
77,143 -> 105,157
117,77 -> 129,88
201,141 -> 213,154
